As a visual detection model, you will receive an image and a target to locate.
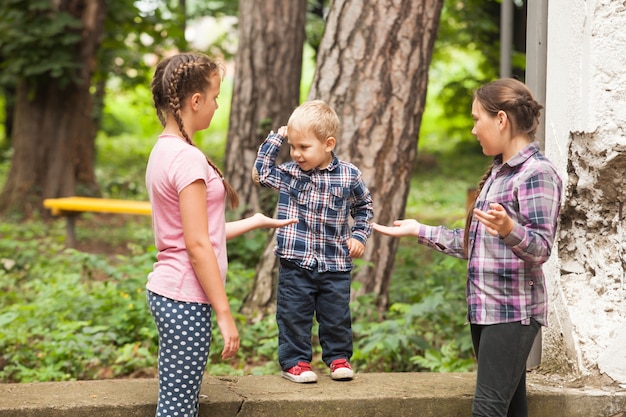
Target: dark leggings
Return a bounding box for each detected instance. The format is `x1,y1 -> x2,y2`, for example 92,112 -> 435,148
147,291 -> 213,417
470,319 -> 540,417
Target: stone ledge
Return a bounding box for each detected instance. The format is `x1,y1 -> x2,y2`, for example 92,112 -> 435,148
1,372 -> 625,417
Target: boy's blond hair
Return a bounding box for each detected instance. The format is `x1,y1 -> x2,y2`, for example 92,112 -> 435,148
288,100 -> 339,141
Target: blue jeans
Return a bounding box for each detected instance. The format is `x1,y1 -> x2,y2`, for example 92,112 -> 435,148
276,259 -> 353,370
470,319 -> 540,417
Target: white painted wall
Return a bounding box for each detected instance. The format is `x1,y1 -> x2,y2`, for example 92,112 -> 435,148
543,0 -> 626,384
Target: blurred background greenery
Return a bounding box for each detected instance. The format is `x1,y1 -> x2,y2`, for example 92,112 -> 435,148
0,0 -> 524,382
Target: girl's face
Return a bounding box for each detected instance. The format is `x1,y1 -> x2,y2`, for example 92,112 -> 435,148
287,128 -> 335,172
471,99 -> 505,157
195,73 -> 221,132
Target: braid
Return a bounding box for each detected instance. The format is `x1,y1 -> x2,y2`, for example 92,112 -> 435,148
167,61 -> 190,143
153,53 -> 240,209
463,163 -> 494,256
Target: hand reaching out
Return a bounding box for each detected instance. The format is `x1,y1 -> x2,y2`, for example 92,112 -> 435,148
372,219 -> 421,237
250,212 -> 298,229
472,203 -> 514,238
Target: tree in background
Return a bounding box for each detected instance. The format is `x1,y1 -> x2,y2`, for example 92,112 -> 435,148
0,0 -> 107,214
307,0 -> 444,308
243,0 -> 449,314
233,1 -> 339,319
224,0 -> 308,217
0,0 -> 218,215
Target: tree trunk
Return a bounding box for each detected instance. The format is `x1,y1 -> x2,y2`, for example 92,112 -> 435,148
0,0 -> 105,216
308,0 -> 444,309
227,0 -> 307,319
224,0 -> 307,217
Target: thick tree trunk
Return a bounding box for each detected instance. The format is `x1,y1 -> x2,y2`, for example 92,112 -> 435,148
0,0 -> 105,216
228,0 -> 307,318
308,0 -> 444,308
224,0 -> 307,217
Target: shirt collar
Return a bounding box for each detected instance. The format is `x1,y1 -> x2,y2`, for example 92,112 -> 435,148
494,142 -> 540,169
305,152 -> 339,173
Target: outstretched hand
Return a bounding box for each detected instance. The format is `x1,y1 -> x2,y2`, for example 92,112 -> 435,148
472,203 -> 514,237
250,212 -> 298,229
372,219 -> 421,238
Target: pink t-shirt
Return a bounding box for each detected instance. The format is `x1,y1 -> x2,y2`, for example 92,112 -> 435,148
145,134 -> 227,304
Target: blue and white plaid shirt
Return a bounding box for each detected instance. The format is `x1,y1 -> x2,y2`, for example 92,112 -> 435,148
254,132 -> 374,272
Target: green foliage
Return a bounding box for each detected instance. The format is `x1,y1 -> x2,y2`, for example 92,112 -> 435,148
0,0 -> 511,382
351,255 -> 475,373
0,205 -> 477,382
0,221 -> 158,382
420,0 -> 530,146
0,0 -> 83,87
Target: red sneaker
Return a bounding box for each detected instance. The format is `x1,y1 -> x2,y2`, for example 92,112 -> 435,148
282,361 -> 318,383
330,358 -> 354,380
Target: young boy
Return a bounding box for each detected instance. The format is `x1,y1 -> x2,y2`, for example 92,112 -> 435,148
252,100 -> 374,383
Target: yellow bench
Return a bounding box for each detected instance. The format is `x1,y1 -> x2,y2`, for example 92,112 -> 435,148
43,196 -> 152,248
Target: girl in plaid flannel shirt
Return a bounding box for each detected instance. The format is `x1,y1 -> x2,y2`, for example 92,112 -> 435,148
374,78 -> 562,417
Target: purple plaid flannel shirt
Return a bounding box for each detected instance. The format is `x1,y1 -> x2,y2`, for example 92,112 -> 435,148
415,142 -> 562,326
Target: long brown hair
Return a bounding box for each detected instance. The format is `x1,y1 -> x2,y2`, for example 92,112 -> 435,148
151,53 -> 239,209
463,78 -> 543,255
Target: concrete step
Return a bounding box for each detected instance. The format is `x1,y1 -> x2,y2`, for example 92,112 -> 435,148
0,372 -> 625,417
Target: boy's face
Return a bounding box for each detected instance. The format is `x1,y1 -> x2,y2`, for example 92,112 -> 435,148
287,128 -> 336,172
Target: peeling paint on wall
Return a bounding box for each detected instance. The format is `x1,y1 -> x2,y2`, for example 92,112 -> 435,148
556,130 -> 626,380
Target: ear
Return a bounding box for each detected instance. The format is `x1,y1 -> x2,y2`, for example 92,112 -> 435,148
190,93 -> 202,111
325,136 -> 337,151
496,110 -> 508,131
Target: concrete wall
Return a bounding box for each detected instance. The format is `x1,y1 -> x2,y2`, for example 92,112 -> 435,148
543,0 -> 626,384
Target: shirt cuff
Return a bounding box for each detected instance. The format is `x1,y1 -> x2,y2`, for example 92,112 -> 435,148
502,222 -> 524,246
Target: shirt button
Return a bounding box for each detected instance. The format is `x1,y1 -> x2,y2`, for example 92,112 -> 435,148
529,280 -> 534,286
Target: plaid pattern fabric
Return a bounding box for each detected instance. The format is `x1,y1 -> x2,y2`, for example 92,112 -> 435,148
254,133 -> 373,272
416,143 -> 562,326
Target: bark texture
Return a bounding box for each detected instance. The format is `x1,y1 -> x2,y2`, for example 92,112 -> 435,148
0,0 -> 106,216
228,0 -> 308,319
224,0 -> 307,216
308,0 -> 444,307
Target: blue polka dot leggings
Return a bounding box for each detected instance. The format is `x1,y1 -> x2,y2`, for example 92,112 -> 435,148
147,290 -> 213,417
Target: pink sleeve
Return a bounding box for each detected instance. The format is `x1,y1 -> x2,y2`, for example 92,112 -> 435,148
170,147 -> 213,193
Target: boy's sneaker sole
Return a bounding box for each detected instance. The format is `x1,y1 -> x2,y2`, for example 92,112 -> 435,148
330,367 -> 354,380
281,370 -> 318,383
330,359 -> 354,380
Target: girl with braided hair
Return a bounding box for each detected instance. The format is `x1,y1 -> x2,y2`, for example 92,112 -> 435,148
145,52 -> 296,416
373,78 -> 562,417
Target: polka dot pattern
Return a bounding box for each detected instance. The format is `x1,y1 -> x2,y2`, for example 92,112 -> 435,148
147,291 -> 212,417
